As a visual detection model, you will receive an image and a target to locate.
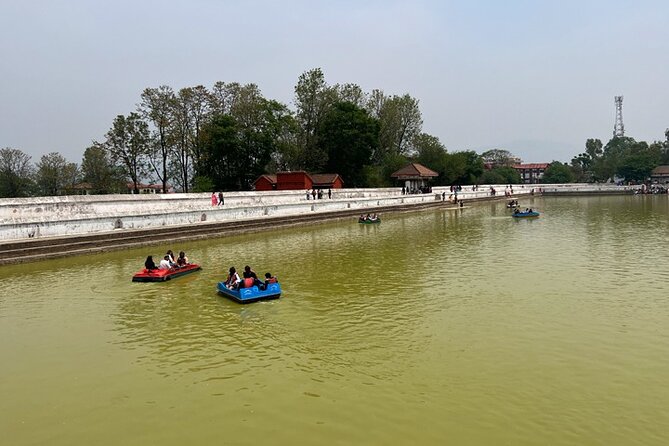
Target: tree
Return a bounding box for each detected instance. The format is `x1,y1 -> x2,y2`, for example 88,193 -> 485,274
139,86 -> 176,194
81,143 -> 125,193
374,93 -> 422,158
34,152 -> 78,196
0,147 -> 34,197
443,151 -> 484,185
294,68 -> 336,171
317,101 -> 379,187
542,161 -> 575,183
480,149 -> 518,167
479,166 -> 521,184
414,133 -> 448,184
199,114 -> 243,191
105,113 -> 150,193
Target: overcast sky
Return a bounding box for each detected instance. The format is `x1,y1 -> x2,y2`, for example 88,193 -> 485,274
1,0 -> 668,164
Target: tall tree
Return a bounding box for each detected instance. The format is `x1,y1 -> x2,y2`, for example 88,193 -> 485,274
414,133 -> 448,184
543,161 -> 575,183
0,147 -> 34,197
294,68 -> 336,171
105,113 -> 150,193
443,151 -> 484,185
480,149 -> 519,167
381,94 -> 422,157
35,152 -> 78,196
139,86 -> 176,193
81,142 -> 125,193
317,101 -> 379,187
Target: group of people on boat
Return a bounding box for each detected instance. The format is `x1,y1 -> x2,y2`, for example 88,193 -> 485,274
513,208 -> 534,215
507,199 -> 519,208
359,213 -> 380,222
224,265 -> 277,291
144,249 -> 190,271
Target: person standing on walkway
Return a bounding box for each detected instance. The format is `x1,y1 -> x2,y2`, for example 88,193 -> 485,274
328,188 -> 332,199
211,193 -> 217,206
218,192 -> 224,206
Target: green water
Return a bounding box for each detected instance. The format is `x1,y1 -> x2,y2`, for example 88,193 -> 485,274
1,195 -> 668,445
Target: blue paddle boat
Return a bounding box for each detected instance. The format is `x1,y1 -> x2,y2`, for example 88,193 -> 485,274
512,210 -> 540,218
217,281 -> 282,304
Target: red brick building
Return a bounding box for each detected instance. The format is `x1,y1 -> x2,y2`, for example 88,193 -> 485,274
253,172 -> 344,191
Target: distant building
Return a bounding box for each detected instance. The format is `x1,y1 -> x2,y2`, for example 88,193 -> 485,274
650,165 -> 669,184
513,163 -> 549,184
252,172 -> 344,191
253,174 -> 278,191
127,183 -> 173,194
311,173 -> 344,190
391,163 -> 438,192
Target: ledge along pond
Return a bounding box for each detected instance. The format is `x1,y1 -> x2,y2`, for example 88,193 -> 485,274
1,195 -> 668,445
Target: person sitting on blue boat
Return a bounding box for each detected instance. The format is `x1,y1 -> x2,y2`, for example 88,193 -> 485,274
261,272 -> 278,290
159,255 -> 172,270
176,251 -> 189,267
225,266 -> 241,290
242,265 -> 263,288
145,255 -> 158,271
514,208 -> 520,214
528,208 -> 533,213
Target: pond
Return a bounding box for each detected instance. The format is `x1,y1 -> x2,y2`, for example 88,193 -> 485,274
1,195 -> 668,445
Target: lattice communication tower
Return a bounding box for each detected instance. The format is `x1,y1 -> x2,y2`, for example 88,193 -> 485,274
613,96 -> 625,138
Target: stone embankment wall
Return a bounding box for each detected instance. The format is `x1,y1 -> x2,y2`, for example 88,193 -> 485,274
0,183 -> 643,265
0,183 -> 640,243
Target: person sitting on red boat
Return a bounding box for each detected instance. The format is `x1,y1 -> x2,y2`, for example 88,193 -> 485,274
159,255 -> 172,270
145,255 -> 158,271
176,251 -> 189,267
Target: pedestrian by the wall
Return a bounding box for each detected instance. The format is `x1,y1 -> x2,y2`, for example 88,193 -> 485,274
211,193 -> 217,206
328,188 -> 332,199
218,192 -> 224,206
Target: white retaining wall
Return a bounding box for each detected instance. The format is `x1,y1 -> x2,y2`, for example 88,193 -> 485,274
0,184 -> 640,241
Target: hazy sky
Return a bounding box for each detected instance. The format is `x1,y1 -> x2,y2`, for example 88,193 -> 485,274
1,0 -> 668,164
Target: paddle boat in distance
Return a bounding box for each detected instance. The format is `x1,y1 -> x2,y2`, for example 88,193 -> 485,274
217,281 -> 282,304
358,216 -> 381,224
132,264 -> 202,282
512,210 -> 540,218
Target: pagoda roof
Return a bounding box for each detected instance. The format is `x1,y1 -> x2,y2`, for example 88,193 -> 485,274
391,163 -> 439,179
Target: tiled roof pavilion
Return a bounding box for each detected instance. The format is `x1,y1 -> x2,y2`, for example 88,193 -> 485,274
391,163 -> 439,179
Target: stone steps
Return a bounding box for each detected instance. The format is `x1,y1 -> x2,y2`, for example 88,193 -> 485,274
0,201 -> 444,265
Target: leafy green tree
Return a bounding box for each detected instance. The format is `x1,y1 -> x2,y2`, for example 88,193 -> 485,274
139,86 -> 176,193
0,147 -> 34,197
317,102 -> 379,187
200,114 -> 242,190
371,93 -> 422,159
542,161 -> 575,183
479,166 -> 521,184
414,133 -> 450,185
35,152 -> 78,196
480,149 -> 518,167
105,113 -> 150,193
585,138 -> 603,159
81,143 -> 125,193
294,68 -> 336,171
443,151 -> 483,185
